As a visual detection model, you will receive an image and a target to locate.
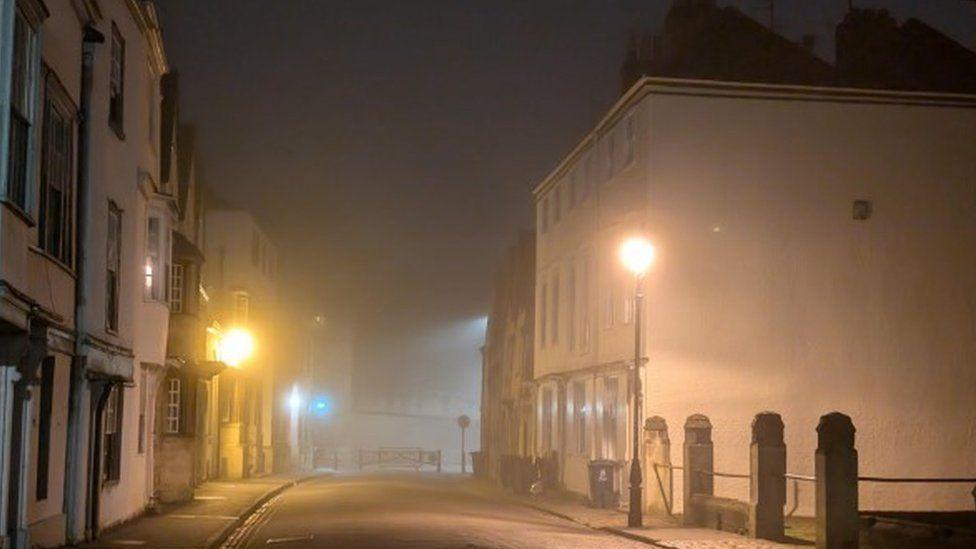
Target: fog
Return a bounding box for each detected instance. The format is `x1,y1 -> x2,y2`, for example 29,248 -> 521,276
156,0 -> 976,453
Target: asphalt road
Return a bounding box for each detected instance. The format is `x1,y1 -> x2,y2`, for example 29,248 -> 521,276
221,472 -> 649,548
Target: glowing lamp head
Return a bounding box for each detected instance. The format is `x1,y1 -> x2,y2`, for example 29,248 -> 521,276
219,328 -> 255,367
620,237 -> 656,277
288,388 -> 302,412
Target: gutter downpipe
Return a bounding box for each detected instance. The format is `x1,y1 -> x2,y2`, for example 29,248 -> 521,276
65,25 -> 103,544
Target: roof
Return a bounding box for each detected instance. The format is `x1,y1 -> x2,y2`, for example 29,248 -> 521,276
532,76 -> 976,198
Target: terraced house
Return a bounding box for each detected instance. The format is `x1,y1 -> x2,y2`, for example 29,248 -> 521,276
532,2 -> 976,519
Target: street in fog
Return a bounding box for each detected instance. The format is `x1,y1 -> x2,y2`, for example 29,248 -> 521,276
223,474 -> 647,549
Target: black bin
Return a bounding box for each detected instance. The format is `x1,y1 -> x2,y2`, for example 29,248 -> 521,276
588,460 -> 617,508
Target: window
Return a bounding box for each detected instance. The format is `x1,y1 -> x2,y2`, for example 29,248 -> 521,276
624,114 -> 636,167
554,186 -> 562,224
5,7 -> 36,210
540,198 -> 549,234
580,256 -> 592,352
568,263 -> 576,350
39,75 -> 75,265
144,212 -> 169,301
170,263 -> 184,312
36,357 -> 55,500
604,284 -> 616,329
103,385 -> 123,482
623,295 -> 635,324
109,23 -> 125,137
550,274 -> 559,345
138,369 -> 147,453
251,229 -> 260,266
106,202 -> 122,332
568,171 -> 577,211
234,292 -> 249,324
541,387 -> 553,453
539,282 -> 547,348
603,377 -> 619,460
165,377 -> 181,434
573,380 -> 587,455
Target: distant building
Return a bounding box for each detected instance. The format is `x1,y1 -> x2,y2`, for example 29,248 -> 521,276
203,209 -> 280,478
533,76 -> 976,516
480,232 -> 535,483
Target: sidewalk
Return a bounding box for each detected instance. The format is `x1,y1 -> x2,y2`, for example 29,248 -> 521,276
83,472 -> 321,548
470,482 -> 809,548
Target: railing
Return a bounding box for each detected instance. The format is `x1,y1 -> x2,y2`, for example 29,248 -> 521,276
357,447 -> 442,472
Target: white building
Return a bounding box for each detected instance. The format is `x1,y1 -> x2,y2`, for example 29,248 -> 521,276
533,77 -> 976,516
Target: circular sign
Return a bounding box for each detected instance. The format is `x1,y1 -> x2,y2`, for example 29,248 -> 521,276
457,414 -> 471,429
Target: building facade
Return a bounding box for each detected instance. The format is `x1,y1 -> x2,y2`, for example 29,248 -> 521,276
203,209 -> 279,479
532,76 -> 976,516
0,3 -> 286,547
480,232 -> 535,483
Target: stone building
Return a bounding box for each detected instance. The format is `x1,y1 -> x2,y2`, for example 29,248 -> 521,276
533,73 -> 976,516
480,232 -> 535,484
0,0 -> 174,545
153,77 -> 225,502
203,209 -> 279,479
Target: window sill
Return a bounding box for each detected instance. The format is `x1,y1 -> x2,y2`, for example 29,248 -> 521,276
28,246 -> 75,278
110,122 -> 125,141
1,199 -> 36,227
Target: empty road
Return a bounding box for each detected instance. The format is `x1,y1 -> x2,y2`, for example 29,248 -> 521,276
221,473 -> 648,548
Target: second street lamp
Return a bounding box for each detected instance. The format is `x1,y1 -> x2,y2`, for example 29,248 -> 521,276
619,236 -> 656,528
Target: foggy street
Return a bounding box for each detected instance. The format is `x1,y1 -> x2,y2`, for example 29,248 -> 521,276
221,473 -> 647,549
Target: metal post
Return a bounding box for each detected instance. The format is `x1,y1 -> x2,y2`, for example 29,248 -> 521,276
628,276 -> 644,528
461,426 -> 467,474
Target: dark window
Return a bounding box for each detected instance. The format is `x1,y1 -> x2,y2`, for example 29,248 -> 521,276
109,23 -> 125,137
5,8 -> 35,210
106,202 -> 122,332
38,75 -> 75,265
103,385 -> 123,482
36,357 -> 55,500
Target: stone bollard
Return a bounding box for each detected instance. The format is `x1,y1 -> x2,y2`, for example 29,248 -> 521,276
683,414 -> 713,526
645,416 -> 672,516
816,413 -> 858,549
749,412 -> 786,541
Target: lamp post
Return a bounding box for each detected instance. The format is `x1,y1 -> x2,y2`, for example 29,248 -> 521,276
458,414 -> 471,473
619,237 -> 656,528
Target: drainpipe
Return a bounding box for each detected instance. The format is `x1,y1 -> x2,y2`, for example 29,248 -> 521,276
64,25 -> 103,544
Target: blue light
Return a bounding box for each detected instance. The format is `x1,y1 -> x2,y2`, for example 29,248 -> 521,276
310,395 -> 332,417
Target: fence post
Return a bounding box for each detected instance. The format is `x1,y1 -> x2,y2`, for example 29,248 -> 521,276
645,416 -> 671,516
683,414 -> 713,526
816,412 -> 858,549
749,412 -> 786,540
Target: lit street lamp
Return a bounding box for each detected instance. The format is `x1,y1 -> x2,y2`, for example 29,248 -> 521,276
218,327 -> 256,367
619,236 -> 656,528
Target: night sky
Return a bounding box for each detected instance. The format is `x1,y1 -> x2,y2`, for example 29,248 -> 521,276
156,1 -> 976,410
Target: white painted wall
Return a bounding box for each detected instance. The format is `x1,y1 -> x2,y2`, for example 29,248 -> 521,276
535,79 -> 976,515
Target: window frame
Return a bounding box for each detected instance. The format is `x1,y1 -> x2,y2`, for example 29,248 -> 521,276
3,5 -> 40,215
38,70 -> 76,267
102,385 -> 123,482
165,377 -> 181,434
170,263 -> 184,312
109,22 -> 125,139
106,201 -> 122,333
35,356 -> 55,500
144,210 -> 170,302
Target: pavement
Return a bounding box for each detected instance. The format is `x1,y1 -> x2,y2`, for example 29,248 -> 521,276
82,472 -> 321,548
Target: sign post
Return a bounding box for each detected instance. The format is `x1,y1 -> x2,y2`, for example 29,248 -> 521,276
457,414 -> 471,474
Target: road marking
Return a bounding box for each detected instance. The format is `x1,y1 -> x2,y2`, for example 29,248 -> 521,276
169,514 -> 238,520
266,534 -> 314,545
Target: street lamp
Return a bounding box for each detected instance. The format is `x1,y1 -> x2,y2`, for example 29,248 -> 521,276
619,236 -> 655,528
218,327 -> 255,367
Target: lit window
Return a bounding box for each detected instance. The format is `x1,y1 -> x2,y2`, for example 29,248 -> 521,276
144,212 -> 169,301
